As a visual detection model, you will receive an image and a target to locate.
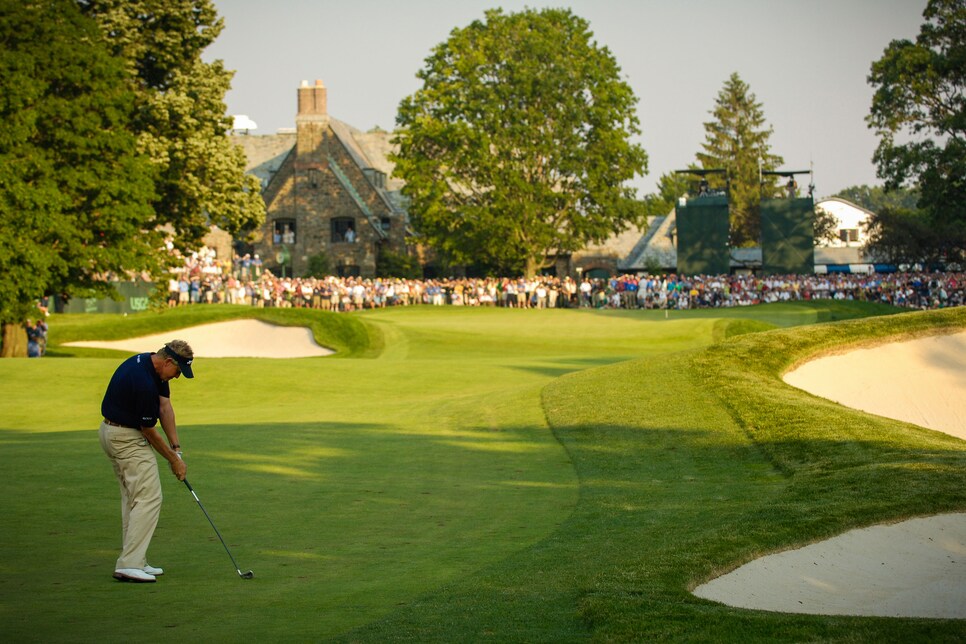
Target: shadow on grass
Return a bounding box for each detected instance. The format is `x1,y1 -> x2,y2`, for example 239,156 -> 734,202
0,418 -> 579,642
509,355 -> 631,378
336,415 -> 966,642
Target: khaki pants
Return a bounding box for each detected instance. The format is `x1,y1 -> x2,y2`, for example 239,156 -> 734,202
99,422 -> 162,570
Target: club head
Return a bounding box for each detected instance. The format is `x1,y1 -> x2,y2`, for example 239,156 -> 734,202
240,570 -> 254,579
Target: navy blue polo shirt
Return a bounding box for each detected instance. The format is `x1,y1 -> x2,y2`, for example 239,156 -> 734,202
101,353 -> 170,429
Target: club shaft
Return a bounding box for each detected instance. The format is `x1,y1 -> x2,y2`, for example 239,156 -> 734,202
183,479 -> 244,573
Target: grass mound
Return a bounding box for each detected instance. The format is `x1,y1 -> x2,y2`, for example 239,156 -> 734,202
47,305 -> 378,358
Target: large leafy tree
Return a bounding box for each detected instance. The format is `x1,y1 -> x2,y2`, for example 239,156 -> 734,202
0,0 -> 159,355
866,0 -> 966,265
863,207 -> 947,266
78,0 -> 264,251
642,172 -> 690,220
696,72 -> 784,246
823,185 -> 921,250
834,184 -> 920,213
393,8 -> 648,277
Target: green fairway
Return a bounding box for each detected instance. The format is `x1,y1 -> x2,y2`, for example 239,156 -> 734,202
0,302 -> 963,642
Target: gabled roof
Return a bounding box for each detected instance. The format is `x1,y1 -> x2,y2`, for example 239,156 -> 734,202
329,118 -> 400,218
329,119 -> 374,174
619,211 -> 678,271
325,151 -> 387,241
231,118 -> 408,238
230,132 -> 296,189
815,196 -> 877,218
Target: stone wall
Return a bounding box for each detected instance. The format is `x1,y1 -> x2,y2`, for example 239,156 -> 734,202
254,122 -> 403,278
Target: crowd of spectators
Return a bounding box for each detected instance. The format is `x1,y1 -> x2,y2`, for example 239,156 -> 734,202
24,317 -> 48,357
16,247 -> 955,359
166,247 -> 964,312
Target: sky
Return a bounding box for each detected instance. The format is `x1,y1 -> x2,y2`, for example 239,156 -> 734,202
204,0 -> 926,199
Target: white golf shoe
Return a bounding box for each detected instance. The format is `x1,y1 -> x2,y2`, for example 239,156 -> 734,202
142,565 -> 164,576
113,568 -> 156,583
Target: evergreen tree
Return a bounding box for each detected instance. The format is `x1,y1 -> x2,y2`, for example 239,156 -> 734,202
0,0 -> 159,355
393,8 -> 648,277
78,0 -> 264,253
696,73 -> 783,246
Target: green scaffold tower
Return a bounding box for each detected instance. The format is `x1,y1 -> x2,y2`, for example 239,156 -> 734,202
674,169 -> 730,275
760,170 -> 815,275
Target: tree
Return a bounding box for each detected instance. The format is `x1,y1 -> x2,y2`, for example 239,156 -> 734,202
377,248 -> 422,279
393,8 -> 648,277
696,73 -> 784,246
834,185 -> 920,213
812,206 -> 841,247
863,207 -> 949,267
867,0 -> 966,265
305,252 -> 331,279
829,184 -> 919,249
0,0 -> 159,355
77,0 -> 264,253
641,172 -> 690,220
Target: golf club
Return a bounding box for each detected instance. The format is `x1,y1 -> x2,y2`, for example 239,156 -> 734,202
183,479 -> 254,579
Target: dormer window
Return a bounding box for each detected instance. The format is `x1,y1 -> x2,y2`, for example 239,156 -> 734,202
363,168 -> 386,189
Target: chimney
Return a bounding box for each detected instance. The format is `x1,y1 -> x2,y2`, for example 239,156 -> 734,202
297,79 -> 327,118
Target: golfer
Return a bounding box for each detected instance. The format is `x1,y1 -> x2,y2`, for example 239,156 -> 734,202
99,340 -> 194,583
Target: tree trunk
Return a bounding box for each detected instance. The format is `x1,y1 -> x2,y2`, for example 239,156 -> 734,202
525,256 -> 539,279
1,323 -> 27,358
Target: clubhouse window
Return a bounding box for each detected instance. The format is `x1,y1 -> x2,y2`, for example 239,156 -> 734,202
332,217 -> 356,243
839,228 -> 859,243
274,219 -> 296,244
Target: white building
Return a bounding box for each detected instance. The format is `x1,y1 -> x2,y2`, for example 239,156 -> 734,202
813,197 -> 881,273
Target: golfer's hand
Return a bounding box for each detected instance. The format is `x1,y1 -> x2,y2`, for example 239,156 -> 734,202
170,456 -> 187,481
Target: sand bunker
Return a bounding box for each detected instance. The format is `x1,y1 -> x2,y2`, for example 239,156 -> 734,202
784,330 -> 966,440
694,513 -> 966,618
65,319 -> 333,358
694,330 -> 966,618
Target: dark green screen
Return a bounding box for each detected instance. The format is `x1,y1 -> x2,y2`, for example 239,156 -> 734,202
761,197 -> 814,274
675,196 -> 730,275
